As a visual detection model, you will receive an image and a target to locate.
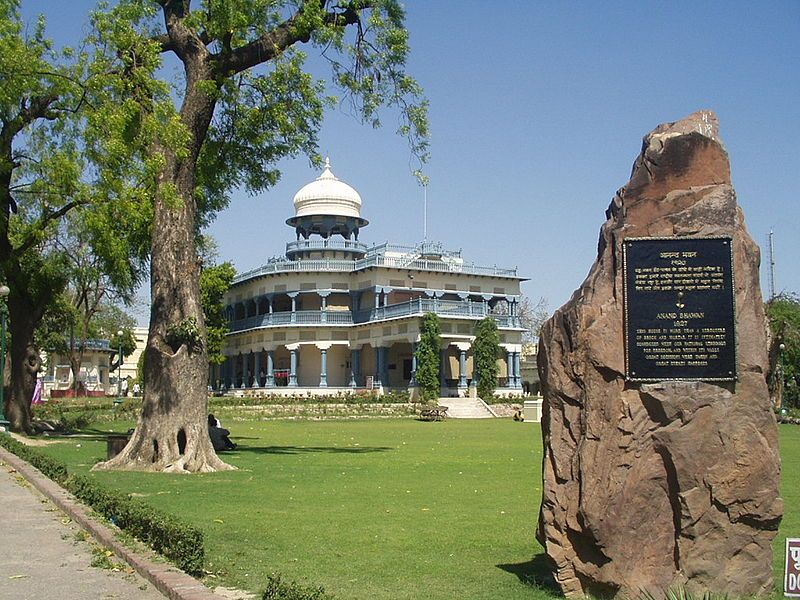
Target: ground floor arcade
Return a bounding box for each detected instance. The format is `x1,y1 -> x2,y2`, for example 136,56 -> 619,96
211,339 -> 524,398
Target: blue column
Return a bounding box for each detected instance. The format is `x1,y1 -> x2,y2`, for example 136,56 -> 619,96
514,352 -> 522,388
374,347 -> 383,387
321,292 -> 328,323
382,346 -> 390,387
439,349 -> 446,389
458,349 -> 468,389
288,348 -> 298,387
289,292 -> 298,323
410,342 -> 418,386
350,348 -> 360,387
319,347 -> 328,387
266,350 -> 275,387
241,353 -> 248,389
506,351 -> 514,388
253,350 -> 261,387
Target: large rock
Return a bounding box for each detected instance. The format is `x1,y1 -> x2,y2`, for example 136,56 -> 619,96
536,111 -> 782,598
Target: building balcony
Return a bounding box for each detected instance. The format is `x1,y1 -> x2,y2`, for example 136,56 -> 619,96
285,239 -> 369,258
354,298 -> 518,327
228,299 -> 520,333
233,253 -> 519,284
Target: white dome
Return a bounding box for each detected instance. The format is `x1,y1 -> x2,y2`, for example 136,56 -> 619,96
292,159 -> 362,219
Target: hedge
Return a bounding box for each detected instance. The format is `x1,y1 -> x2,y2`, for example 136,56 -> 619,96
0,434 -> 204,574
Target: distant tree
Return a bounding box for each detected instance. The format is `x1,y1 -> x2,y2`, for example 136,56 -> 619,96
0,2 -> 87,432
415,313 -> 441,402
56,222 -> 137,393
473,317 -> 500,399
766,293 -> 800,410
200,261 -> 236,365
517,295 -> 549,345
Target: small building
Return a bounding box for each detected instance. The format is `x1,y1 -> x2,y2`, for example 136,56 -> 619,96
41,326 -> 149,399
42,339 -> 115,398
216,160 -> 527,397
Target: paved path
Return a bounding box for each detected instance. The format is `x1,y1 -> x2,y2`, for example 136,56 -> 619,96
0,459 -> 167,600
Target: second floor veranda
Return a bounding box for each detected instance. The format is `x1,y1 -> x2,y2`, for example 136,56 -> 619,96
228,296 -> 522,333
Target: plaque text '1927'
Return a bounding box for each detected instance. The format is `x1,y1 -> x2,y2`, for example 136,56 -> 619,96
623,237 -> 736,382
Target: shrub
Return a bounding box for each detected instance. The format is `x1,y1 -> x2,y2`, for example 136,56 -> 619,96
0,434 -> 69,483
473,317 -> 500,399
415,313 -> 441,402
0,435 -> 204,575
262,574 -> 333,600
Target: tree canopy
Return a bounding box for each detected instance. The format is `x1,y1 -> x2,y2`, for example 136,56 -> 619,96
0,0 -> 91,431
86,0 -> 429,473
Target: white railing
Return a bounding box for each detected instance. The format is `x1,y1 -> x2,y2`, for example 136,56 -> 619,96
286,239 -> 368,254
233,254 -> 517,284
228,300 -> 520,333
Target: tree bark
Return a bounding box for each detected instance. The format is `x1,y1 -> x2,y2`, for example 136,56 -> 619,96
4,285 -> 41,434
95,33 -> 233,471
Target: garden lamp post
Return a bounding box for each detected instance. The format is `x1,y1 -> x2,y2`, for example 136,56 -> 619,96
117,329 -> 124,399
0,285 -> 9,432
779,342 -> 786,412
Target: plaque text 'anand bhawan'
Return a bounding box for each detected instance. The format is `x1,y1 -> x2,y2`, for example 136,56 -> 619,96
624,238 -> 736,381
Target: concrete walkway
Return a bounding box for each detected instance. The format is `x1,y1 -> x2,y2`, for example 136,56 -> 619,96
0,458 -> 167,600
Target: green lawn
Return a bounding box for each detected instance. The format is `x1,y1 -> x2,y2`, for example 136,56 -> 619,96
35,419 -> 800,600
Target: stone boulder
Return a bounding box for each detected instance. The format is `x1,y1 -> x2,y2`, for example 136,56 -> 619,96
536,111 -> 782,598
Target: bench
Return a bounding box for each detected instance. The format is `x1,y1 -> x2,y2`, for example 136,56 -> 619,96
420,406 -> 448,421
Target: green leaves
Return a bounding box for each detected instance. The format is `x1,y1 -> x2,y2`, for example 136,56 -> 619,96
416,312 -> 442,402
200,260 -> 236,364
473,317 -> 500,399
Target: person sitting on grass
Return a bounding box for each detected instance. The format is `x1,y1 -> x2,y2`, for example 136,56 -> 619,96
208,413 -> 236,451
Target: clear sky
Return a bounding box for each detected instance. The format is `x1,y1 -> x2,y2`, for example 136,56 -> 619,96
22,1 -> 800,317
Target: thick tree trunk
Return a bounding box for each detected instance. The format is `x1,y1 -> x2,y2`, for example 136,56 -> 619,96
5,291 -> 40,434
94,12 -> 233,472
95,151 -> 233,473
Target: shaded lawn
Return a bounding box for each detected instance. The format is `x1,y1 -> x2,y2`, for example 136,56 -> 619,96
37,420 -> 800,599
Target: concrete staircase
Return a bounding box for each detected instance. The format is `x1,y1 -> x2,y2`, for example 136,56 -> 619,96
438,397 -> 496,419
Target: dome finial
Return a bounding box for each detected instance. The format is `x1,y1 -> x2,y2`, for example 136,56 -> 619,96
324,156 -> 331,169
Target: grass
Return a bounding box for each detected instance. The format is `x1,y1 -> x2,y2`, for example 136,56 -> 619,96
33,419 -> 800,600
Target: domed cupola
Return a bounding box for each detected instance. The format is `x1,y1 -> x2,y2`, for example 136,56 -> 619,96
285,159 -> 369,260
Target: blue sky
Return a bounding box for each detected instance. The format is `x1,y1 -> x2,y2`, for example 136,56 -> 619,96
22,1 -> 800,316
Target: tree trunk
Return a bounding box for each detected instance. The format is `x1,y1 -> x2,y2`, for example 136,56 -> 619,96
5,290 -> 40,434
69,345 -> 83,395
94,19 -> 233,472
95,149 -> 233,473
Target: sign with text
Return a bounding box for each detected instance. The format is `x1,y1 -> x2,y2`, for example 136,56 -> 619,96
787,538 -> 800,597
623,237 -> 736,382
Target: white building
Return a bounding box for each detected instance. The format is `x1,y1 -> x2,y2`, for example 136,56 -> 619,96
215,160 -> 527,397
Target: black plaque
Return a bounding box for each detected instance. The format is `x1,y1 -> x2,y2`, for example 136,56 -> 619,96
623,237 -> 736,382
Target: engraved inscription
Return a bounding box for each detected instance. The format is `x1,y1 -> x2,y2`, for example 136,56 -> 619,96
624,238 -> 736,381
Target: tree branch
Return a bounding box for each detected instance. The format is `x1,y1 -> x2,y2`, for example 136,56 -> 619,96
15,199 -> 87,255
213,6 -> 364,77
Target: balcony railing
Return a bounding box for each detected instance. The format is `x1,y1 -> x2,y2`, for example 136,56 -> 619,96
354,298 -> 517,326
234,254 -> 518,284
228,299 -> 520,333
230,310 -> 354,332
286,239 -> 369,255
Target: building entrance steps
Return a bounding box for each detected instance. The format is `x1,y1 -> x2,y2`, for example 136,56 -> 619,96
437,397 -> 496,419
